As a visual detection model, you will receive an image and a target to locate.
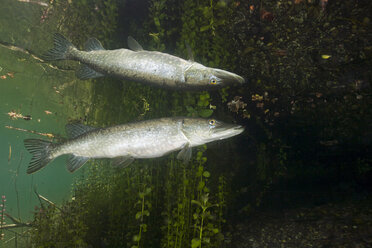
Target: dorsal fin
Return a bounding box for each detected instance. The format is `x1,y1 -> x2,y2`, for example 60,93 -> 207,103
84,38 -> 105,51
185,41 -> 194,61
65,123 -> 97,138
127,36 -> 143,51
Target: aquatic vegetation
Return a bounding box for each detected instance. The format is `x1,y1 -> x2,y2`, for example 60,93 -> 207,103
186,92 -> 214,118
50,0 -> 120,46
191,193 -> 220,248
159,146 -> 228,248
27,145 -> 229,247
132,184 -> 152,248
0,195 -> 6,241
30,201 -> 88,247
190,149 -> 223,248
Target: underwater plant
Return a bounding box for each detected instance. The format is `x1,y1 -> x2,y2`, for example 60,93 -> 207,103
132,184 -> 152,248
0,195 -> 6,241
191,193 -> 220,248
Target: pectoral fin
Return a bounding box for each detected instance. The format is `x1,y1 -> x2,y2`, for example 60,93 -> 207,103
67,155 -> 90,173
77,65 -> 104,80
112,156 -> 135,168
177,143 -> 192,163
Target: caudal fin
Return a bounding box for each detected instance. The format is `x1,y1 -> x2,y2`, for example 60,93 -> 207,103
42,33 -> 75,61
24,139 -> 55,174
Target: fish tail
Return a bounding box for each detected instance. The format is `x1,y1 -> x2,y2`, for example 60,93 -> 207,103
24,139 -> 56,174
42,33 -> 76,61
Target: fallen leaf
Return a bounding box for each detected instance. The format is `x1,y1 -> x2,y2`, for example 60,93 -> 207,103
6,72 -> 14,78
8,145 -> 11,162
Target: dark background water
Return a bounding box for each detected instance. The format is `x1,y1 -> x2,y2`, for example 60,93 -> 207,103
0,0 -> 371,247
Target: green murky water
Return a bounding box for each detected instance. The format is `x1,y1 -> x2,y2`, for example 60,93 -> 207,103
0,1 -> 83,245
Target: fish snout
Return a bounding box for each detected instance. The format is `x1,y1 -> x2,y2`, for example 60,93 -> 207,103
213,69 -> 246,86
231,125 -> 245,135
216,123 -> 245,134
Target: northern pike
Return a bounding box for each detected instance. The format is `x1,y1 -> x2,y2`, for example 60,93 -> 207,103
24,117 -> 244,174
42,33 -> 245,89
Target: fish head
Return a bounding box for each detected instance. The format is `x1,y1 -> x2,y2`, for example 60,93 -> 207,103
181,118 -> 244,146
184,63 -> 245,88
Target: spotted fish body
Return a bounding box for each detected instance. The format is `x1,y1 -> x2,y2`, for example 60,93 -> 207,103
24,117 -> 244,174
55,118 -> 188,159
74,49 -> 188,88
43,34 -> 245,89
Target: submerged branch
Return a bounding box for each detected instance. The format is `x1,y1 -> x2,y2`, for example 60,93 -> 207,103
37,194 -> 61,211
34,189 -> 62,211
0,213 -> 32,230
0,40 -> 72,72
4,213 -> 26,226
0,223 -> 32,230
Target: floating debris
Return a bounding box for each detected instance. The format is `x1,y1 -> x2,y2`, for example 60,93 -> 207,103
274,49 -> 287,56
251,94 -> 263,101
0,71 -> 14,79
44,110 -> 52,115
7,111 -> 32,120
140,98 -> 150,116
320,140 -> 338,146
249,5 -> 254,13
321,54 -> 331,59
354,80 -> 369,90
17,0 -> 48,7
256,102 -> 264,108
5,125 -> 54,138
6,72 -> 14,78
260,9 -> 274,21
209,104 -> 216,110
8,145 -> 11,162
227,96 -> 247,113
242,110 -> 250,119
320,0 -> 328,11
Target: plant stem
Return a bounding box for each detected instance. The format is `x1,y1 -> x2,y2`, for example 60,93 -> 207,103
199,210 -> 204,248
137,192 -> 145,248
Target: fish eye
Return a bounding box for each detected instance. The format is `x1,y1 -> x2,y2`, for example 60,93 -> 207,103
210,76 -> 218,85
209,119 -> 216,126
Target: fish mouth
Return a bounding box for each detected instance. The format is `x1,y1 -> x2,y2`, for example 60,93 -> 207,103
213,69 -> 246,85
211,124 -> 245,140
